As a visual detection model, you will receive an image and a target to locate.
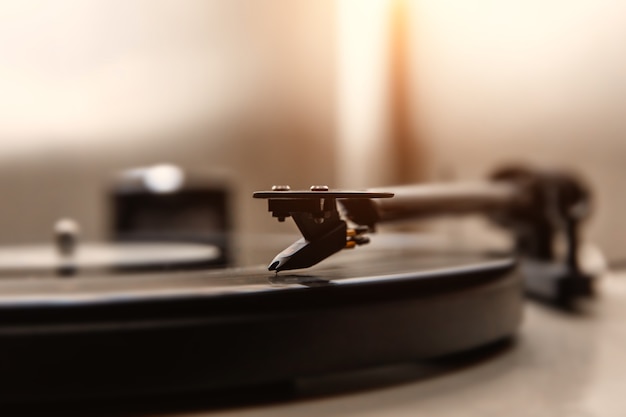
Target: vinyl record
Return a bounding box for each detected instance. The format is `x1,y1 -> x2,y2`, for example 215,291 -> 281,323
0,247 -> 522,403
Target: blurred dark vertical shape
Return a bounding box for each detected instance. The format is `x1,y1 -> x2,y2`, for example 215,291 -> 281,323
389,0 -> 423,184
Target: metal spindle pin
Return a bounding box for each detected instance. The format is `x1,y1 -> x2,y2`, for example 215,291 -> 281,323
54,218 -> 80,257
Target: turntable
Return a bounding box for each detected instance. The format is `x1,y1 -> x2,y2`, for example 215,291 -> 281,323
0,163 -> 604,414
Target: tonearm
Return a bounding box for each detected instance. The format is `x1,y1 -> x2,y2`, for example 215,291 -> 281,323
253,166 -> 594,302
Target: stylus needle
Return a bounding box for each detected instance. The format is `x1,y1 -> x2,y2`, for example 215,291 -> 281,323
268,238 -> 309,271
267,224 -> 347,272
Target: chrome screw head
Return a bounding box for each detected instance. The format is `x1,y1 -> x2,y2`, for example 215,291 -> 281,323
310,185 -> 329,191
271,185 -> 291,191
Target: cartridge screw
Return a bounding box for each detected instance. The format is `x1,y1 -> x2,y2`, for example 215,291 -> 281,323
272,185 -> 291,191
310,185 -> 329,191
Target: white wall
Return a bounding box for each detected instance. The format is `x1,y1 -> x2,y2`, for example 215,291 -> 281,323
0,0 -> 337,264
405,0 -> 626,259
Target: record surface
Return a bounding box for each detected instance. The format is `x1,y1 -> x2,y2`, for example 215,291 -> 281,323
0,248 -> 523,403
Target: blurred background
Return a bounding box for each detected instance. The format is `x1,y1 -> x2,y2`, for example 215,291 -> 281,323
0,0 -> 624,265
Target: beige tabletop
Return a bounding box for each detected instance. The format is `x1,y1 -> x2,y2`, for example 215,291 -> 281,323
167,270 -> 626,417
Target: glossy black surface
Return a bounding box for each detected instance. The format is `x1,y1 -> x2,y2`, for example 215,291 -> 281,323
0,250 -> 522,403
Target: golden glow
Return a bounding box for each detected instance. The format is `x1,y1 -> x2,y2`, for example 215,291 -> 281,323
336,0 -> 395,188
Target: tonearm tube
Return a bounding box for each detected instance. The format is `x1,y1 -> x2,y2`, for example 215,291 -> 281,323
254,166 -> 593,302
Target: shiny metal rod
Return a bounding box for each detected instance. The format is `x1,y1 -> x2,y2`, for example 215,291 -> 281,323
371,181 -> 520,222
